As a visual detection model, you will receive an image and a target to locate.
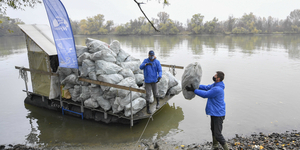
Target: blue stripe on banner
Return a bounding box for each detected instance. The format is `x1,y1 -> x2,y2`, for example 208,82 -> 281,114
43,0 -> 78,69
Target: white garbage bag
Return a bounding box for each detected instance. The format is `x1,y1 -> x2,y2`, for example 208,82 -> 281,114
116,49 -> 130,62
181,62 -> 202,100
125,55 -> 140,62
163,70 -> 179,88
96,96 -> 111,111
124,97 -> 146,117
79,86 -> 90,101
84,98 -> 99,108
97,74 -> 124,91
134,74 -> 144,86
157,74 -> 169,98
77,52 -> 90,65
81,59 -> 95,77
120,61 -> 141,74
114,91 -> 141,112
86,38 -> 110,52
61,74 -> 78,85
70,85 -> 81,102
88,71 -> 98,87
109,40 -> 121,54
76,45 -> 88,57
89,86 -> 103,100
49,75 -> 60,99
119,68 -> 135,79
95,60 -> 122,75
109,77 -> 138,98
90,49 -> 116,62
168,81 -> 182,95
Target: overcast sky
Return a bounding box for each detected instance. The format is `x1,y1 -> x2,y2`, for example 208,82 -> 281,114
5,0 -> 300,26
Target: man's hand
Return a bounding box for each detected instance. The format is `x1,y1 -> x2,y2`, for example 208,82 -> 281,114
156,77 -> 161,83
145,63 -> 152,66
185,84 -> 195,92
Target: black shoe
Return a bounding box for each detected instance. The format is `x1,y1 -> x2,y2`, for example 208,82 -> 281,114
146,101 -> 151,114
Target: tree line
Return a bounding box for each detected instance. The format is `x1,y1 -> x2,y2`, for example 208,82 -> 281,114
1,9 -> 300,36
70,9 -> 300,35
0,14 -> 24,36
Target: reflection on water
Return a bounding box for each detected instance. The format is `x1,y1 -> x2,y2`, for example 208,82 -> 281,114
24,103 -> 183,147
0,36 -> 26,58
74,34 -> 300,60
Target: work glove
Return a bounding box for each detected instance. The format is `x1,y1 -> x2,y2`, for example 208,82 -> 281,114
156,77 -> 161,83
145,63 -> 152,66
185,84 -> 195,92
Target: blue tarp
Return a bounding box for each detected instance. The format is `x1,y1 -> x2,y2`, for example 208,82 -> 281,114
43,0 -> 78,69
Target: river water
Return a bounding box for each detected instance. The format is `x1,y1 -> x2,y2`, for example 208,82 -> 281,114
0,34 -> 300,149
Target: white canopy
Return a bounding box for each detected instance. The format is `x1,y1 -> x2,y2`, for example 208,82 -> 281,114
18,24 -> 57,56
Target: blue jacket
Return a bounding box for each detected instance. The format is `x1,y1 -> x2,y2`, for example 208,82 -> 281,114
140,58 -> 162,83
194,81 -> 225,117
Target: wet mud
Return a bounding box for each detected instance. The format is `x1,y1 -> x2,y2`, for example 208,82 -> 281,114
1,130 -> 300,150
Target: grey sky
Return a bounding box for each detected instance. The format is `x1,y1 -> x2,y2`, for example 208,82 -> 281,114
6,0 -> 300,26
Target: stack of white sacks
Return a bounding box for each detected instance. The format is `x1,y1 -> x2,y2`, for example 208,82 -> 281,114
58,38 -> 182,117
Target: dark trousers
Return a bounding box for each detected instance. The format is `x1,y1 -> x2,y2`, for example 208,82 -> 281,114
211,116 -> 226,145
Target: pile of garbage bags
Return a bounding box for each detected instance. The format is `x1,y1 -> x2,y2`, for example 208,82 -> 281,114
58,38 -> 181,117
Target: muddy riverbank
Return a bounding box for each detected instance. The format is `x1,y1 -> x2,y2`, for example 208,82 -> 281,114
2,130 -> 300,150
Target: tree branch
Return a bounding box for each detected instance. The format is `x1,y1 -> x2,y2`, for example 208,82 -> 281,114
134,0 -> 160,32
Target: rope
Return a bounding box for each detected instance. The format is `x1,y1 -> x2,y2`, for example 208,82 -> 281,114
19,67 -> 28,83
135,114 -> 153,147
134,104 -> 166,148
169,65 -> 177,76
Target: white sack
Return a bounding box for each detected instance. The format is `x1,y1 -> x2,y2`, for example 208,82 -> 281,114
181,62 -> 202,100
124,97 -> 146,117
84,98 -> 99,108
119,68 -> 135,79
61,74 -> 78,85
95,60 -> 122,75
120,61 -> 140,74
76,45 -> 88,57
97,74 -> 124,91
108,77 -> 138,98
157,74 -> 169,98
168,81 -> 182,95
77,52 -> 90,65
81,59 -> 95,77
109,40 -> 121,54
90,49 -> 116,62
49,76 -> 60,99
163,70 -> 179,88
134,74 -> 144,86
79,86 -> 90,101
88,71 -> 98,87
114,92 -> 141,112
116,49 -> 130,62
96,96 -> 111,111
89,86 -> 103,100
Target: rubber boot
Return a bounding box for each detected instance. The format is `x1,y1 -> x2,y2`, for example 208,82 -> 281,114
146,101 -> 151,114
221,143 -> 229,150
156,97 -> 160,109
211,136 -> 218,150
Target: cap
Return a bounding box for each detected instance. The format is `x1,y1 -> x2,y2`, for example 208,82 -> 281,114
149,50 -> 155,56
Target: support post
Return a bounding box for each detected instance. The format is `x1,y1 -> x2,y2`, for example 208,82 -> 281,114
130,87 -> 133,127
104,111 -> 107,119
58,75 -> 63,108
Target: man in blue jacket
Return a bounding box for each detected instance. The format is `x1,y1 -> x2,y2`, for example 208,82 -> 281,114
140,50 -> 162,114
186,71 -> 228,150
